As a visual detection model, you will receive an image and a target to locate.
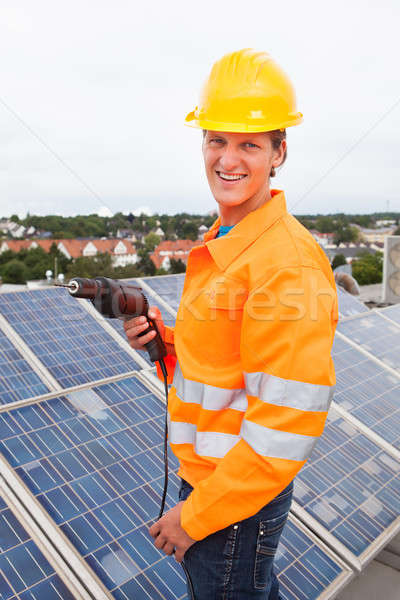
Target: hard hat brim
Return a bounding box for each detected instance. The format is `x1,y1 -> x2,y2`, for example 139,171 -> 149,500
184,111 -> 303,132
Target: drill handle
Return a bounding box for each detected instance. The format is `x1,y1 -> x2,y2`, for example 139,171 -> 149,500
137,317 -> 167,363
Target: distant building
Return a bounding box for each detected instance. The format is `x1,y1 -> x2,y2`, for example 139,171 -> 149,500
58,239 -> 137,267
0,220 -> 26,238
323,242 -> 379,264
0,238 -> 137,267
198,224 -> 208,239
154,227 -> 165,237
359,227 -> 397,243
309,230 -> 335,248
150,239 -> 200,270
376,219 -> 396,227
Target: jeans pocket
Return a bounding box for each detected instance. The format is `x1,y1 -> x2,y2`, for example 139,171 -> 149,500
253,511 -> 289,590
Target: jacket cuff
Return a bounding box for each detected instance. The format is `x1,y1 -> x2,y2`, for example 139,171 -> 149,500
155,325 -> 176,385
164,325 -> 174,346
180,494 -> 210,541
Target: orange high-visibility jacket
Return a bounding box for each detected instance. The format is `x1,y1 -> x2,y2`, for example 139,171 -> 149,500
156,189 -> 338,541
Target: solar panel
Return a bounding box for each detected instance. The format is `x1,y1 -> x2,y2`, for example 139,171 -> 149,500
0,499 -> 76,599
292,407 -> 400,569
379,303 -> 400,326
141,274 -> 185,314
276,515 -> 352,600
332,335 -> 400,452
0,328 -> 49,405
337,312 -> 400,372
336,286 -> 369,319
0,375 -> 188,599
0,375 -> 355,599
0,289 -> 141,389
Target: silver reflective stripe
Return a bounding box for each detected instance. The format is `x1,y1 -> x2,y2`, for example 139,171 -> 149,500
244,371 -> 334,413
241,419 -> 317,461
173,361 -> 247,412
168,418 -> 239,458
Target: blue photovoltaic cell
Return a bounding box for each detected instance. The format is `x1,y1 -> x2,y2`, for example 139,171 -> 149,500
142,274 -> 185,314
0,289 -> 141,388
0,504 -> 75,599
0,376 -> 187,599
337,312 -> 400,371
294,407 -> 400,560
380,304 -> 400,326
337,286 -> 369,319
106,278 -> 176,367
332,336 -> 400,451
0,328 -> 49,405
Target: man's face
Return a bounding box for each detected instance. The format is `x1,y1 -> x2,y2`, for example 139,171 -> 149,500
202,131 -> 284,211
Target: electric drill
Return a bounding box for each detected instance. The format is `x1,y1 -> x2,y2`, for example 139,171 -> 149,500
58,276 -> 167,364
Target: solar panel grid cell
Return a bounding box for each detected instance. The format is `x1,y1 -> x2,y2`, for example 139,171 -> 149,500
0,505 -> 75,599
0,329 -> 49,405
380,304 -> 400,325
142,274 -> 185,314
0,289 -> 141,388
332,336 -> 400,450
337,312 -> 400,371
277,519 -> 346,600
336,287 -> 369,319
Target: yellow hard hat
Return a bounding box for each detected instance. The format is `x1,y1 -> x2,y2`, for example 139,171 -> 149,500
185,48 -> 303,133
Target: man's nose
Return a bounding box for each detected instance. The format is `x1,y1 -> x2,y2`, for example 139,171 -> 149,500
218,144 -> 241,172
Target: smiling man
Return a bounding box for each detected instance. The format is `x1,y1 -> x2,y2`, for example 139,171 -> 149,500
124,48 -> 338,600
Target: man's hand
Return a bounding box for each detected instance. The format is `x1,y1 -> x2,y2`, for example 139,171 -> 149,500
149,502 -> 196,562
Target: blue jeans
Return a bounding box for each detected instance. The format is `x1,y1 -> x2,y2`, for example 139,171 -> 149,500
179,479 -> 293,600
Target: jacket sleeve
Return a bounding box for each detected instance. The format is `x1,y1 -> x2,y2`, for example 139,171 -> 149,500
180,266 -> 338,540
155,325 -> 177,385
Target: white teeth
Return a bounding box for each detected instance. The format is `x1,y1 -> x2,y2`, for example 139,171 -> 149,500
218,172 -> 246,181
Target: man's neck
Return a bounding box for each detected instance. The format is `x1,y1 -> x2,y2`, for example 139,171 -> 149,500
218,188 -> 271,226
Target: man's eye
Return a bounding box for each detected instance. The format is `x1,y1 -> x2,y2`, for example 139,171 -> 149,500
209,138 -> 224,144
244,142 -> 258,148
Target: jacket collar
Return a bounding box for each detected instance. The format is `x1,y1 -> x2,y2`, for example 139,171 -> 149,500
203,189 -> 287,271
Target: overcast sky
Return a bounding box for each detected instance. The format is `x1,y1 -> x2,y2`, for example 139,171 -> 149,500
0,1 -> 399,218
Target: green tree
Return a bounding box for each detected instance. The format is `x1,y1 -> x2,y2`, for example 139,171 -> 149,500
143,233 -> 161,253
65,253 -> 114,279
334,225 -> 358,246
169,258 -> 186,273
182,222 -> 199,241
315,216 -> 335,233
0,250 -> 17,267
331,254 -> 347,270
138,254 -> 156,276
1,259 -> 28,283
352,251 -> 383,285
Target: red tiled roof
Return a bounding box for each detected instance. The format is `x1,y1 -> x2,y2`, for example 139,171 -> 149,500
150,239 -> 200,269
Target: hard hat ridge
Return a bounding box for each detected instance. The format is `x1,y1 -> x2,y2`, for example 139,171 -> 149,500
185,48 -> 303,133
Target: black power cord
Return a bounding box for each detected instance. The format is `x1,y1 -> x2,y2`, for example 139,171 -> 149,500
157,358 -> 195,599
158,357 -> 169,520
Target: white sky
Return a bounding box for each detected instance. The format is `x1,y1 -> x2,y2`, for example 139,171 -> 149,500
0,0 -> 399,218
